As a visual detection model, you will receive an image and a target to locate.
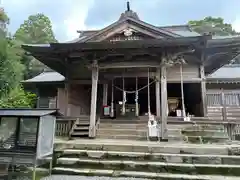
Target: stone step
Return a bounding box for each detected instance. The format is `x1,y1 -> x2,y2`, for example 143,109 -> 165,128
56,157 -> 240,176
54,139 -> 234,155
52,167 -> 240,180
97,128 -> 225,137
99,124 -> 147,129
96,133 -> 184,141
99,123 -> 224,131
74,126 -> 89,130
186,135 -> 229,144
71,132 -> 89,136
61,149 -> 240,165
96,132 -> 228,143
76,122 -> 90,126
182,130 -> 227,137
97,128 -> 181,136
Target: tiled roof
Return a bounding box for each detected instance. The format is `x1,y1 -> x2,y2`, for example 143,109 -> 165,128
77,25 -> 201,39
24,72 -> 65,83
0,109 -> 59,116
207,65 -> 240,79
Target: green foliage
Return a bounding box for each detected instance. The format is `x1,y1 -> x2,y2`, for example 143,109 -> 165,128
0,14 -> 36,108
189,16 -> 239,36
0,31 -> 25,97
14,13 -> 57,44
0,10 -> 9,24
14,13 -> 57,78
0,86 -> 37,108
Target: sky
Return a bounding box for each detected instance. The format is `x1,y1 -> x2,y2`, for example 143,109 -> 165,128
2,0 -> 240,42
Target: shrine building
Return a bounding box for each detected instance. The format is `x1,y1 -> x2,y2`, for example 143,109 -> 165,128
22,3 -> 240,140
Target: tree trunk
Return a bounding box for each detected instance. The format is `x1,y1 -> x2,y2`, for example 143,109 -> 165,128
180,64 -> 186,117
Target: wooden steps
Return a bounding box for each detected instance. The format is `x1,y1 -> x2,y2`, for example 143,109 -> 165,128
69,116 -> 90,138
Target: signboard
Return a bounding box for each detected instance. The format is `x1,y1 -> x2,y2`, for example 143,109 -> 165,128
103,106 -> 110,116
37,115 -> 56,159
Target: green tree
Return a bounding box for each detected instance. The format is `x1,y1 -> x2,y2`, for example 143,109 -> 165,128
0,8 -> 9,24
0,12 -> 36,108
15,13 -> 57,44
14,13 -> 57,78
188,17 -> 239,36
189,17 -> 240,64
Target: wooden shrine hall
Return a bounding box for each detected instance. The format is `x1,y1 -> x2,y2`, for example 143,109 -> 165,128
22,3 -> 240,140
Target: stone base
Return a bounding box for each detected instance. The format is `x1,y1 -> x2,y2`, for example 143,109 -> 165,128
149,136 -> 158,141
160,138 -> 168,142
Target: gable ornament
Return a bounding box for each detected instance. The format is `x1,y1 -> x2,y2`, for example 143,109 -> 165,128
123,28 -> 133,37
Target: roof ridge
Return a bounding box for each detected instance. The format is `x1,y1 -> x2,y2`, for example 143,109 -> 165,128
160,25 -> 189,28
224,64 -> 240,68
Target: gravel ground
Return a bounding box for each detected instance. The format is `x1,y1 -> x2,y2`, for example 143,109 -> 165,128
41,175 -> 151,180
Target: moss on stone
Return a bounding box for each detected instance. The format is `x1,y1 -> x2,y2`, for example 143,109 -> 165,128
56,159 -> 240,176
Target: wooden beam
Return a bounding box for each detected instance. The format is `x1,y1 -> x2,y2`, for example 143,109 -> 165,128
89,60 -> 99,138
68,79 -> 105,84
200,65 -> 207,116
103,83 -> 108,106
161,63 -> 168,141
103,71 -> 156,78
99,61 -> 160,69
156,67 -> 161,117
167,78 -> 202,83
65,58 -> 70,116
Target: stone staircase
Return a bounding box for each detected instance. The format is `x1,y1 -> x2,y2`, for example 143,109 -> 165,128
97,119 -> 229,143
69,116 -> 90,138
52,139 -> 240,179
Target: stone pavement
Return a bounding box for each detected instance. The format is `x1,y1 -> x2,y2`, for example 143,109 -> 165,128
41,175 -> 151,180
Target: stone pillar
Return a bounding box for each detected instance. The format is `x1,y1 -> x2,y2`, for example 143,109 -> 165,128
155,67 -> 161,118
103,83 -> 108,106
161,64 -> 168,141
89,60 -> 99,138
200,65 -> 207,116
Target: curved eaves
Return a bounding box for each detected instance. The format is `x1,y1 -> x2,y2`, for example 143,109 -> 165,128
207,36 -> 240,48
205,52 -> 239,74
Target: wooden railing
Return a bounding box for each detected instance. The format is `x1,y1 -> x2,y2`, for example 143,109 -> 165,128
55,117 -> 75,137
207,106 -> 240,121
207,106 -> 240,140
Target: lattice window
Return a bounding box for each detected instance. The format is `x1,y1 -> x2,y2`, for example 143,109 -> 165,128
18,117 -> 38,147
0,117 -> 17,150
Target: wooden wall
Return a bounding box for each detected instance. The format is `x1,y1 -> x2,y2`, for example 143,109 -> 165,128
68,84 -> 91,116
167,65 -> 200,82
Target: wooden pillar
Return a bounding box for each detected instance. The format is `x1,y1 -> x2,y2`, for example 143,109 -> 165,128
103,83 -> 108,106
155,67 -> 161,118
64,83 -> 70,116
161,64 -> 168,141
200,65 -> 207,116
89,60 -> 99,138
65,58 -> 70,116
221,89 -> 227,121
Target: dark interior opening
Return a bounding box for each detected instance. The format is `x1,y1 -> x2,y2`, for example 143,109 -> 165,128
167,83 -> 202,117
108,77 -> 156,118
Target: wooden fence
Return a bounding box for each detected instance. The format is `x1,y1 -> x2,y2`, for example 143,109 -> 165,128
55,117 -> 75,137
207,90 -> 240,140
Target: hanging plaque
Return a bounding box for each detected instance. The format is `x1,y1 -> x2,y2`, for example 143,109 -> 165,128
103,106 -> 110,116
